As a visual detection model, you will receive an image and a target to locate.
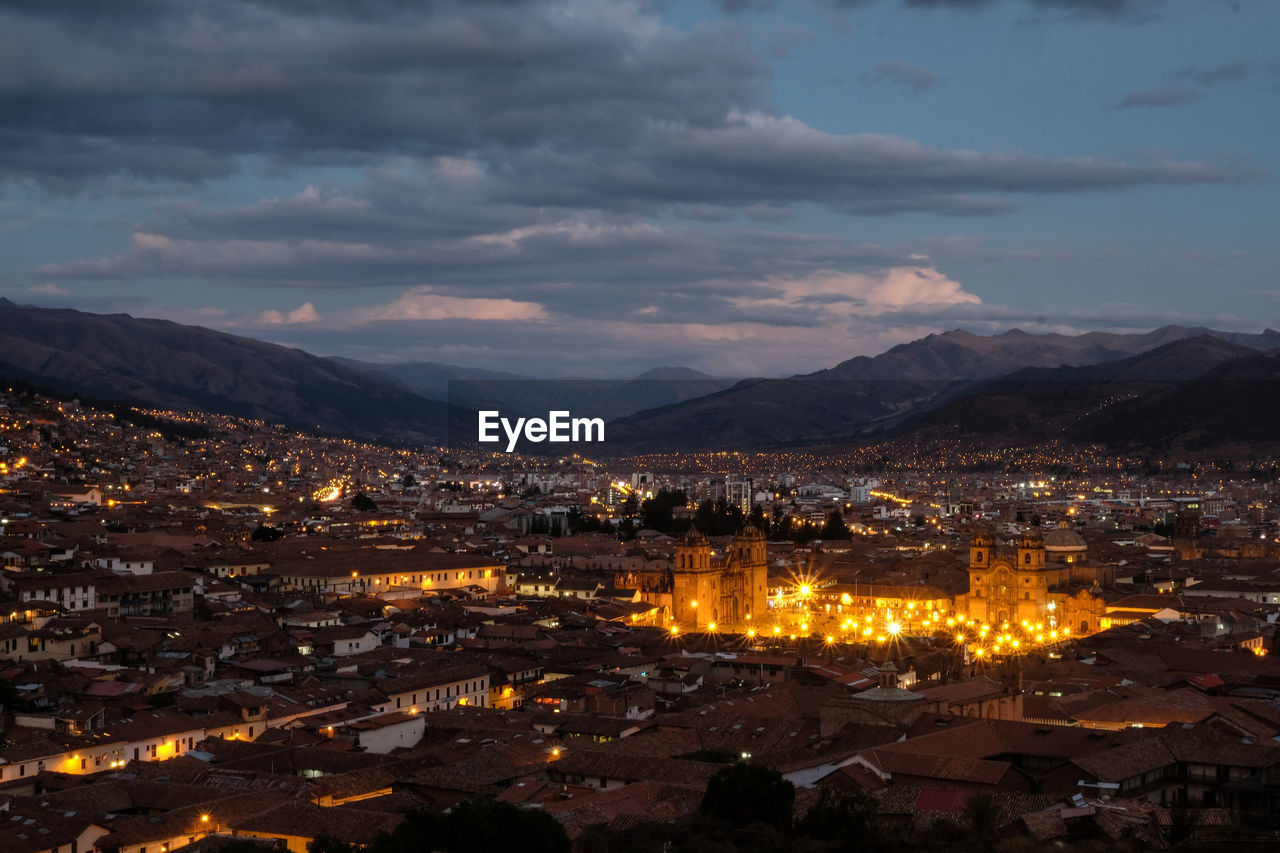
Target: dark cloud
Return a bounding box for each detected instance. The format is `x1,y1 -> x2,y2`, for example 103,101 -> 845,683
646,114 -> 1250,197
35,169 -> 921,308
1171,60 -> 1254,85
901,0 -> 1159,16
0,0 -> 766,188
861,60 -> 948,94
715,0 -> 781,10
0,0 -> 1252,217
1115,85 -> 1204,108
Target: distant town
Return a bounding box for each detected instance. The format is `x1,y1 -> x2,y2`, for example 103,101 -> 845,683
0,380 -> 1279,851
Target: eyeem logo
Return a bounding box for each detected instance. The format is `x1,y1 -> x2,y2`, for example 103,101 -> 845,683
478,410 -> 605,453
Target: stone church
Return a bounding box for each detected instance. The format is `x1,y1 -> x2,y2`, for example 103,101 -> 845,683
960,524 -> 1109,635
670,525 -> 768,632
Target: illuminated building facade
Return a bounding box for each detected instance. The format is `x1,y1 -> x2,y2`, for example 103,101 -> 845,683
671,525 -> 768,631
960,527 -> 1108,636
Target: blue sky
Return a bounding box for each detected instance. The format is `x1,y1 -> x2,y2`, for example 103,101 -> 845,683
0,0 -> 1275,377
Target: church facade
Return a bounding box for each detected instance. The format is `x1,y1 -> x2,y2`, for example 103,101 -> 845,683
959,527 -> 1108,635
670,526 -> 768,632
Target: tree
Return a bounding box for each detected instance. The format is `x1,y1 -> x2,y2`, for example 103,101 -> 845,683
794,520 -> 818,543
350,492 -> 377,512
964,791 -> 999,839
308,836 -> 353,853
821,510 -> 848,540
369,800 -> 569,853
771,506 -> 791,540
694,496 -> 744,538
567,505 -> 608,535
699,762 -> 795,831
639,488 -> 688,532
402,472 -> 417,488
251,524 -> 283,542
796,787 -> 878,848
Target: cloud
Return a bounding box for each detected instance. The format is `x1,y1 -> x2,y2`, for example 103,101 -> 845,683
861,60 -> 947,94
650,111 -> 1250,203
1171,60 -> 1255,85
0,0 -> 767,189
347,286 -> 548,324
37,232 -> 388,279
1115,85 -> 1203,109
728,265 -> 981,319
257,302 -> 320,325
27,283 -> 69,296
34,191 -> 925,300
723,0 -> 1165,18
898,0 -> 1161,18
0,0 -> 1249,215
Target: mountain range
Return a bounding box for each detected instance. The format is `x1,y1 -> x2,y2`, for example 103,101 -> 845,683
603,327 -> 1280,452
3,298 -> 1279,455
0,299 -> 461,443
330,358 -> 733,422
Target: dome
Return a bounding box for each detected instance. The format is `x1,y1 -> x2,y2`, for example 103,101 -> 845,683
682,526 -> 707,545
853,661 -> 925,704
1043,527 -> 1086,551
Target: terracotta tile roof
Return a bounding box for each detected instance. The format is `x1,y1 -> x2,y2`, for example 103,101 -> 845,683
859,749 -> 1024,787
0,809 -> 104,853
230,801 -> 403,844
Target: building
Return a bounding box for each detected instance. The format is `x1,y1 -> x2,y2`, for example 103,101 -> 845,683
4,571 -> 98,612
670,525 -> 767,631
96,571 -> 196,618
275,552 -> 503,597
960,527 -> 1107,635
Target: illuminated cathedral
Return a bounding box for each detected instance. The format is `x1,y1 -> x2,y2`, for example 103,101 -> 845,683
670,525 -> 769,632
959,525 -> 1109,636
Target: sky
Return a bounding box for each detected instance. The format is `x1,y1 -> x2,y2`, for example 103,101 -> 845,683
0,0 -> 1276,378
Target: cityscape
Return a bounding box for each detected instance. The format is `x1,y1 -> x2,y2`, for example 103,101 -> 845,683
3,0 -> 1280,852
1,380 -> 1280,851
